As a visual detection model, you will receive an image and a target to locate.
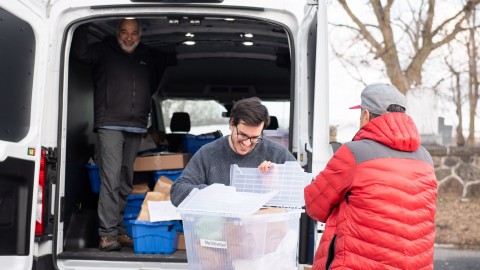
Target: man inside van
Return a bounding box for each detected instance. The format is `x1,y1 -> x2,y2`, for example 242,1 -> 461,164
71,18 -> 170,251
170,97 -> 297,207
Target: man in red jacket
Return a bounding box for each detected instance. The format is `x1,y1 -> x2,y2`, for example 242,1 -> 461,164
305,83 -> 437,270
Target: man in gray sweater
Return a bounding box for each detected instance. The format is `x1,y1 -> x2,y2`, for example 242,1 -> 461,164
170,97 -> 297,207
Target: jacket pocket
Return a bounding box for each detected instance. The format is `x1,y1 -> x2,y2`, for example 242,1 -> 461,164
326,234 -> 337,270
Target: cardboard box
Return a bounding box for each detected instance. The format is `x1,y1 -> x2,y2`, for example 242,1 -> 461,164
177,233 -> 186,250
303,266 -> 312,270
131,183 -> 150,194
134,153 -> 191,172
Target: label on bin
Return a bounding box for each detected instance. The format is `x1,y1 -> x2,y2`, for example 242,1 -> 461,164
200,239 -> 227,249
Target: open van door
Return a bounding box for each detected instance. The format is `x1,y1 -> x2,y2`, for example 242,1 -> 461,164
0,1 -> 48,270
295,0 -> 331,262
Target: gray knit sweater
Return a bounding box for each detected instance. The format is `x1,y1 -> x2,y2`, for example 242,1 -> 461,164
170,136 -> 297,206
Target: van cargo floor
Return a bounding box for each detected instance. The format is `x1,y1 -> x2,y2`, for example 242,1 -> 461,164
58,247 -> 187,262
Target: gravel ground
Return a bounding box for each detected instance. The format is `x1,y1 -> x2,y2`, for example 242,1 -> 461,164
435,194 -> 480,250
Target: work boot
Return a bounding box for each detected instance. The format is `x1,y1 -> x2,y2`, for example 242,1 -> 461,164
116,234 -> 134,248
99,235 -> 121,251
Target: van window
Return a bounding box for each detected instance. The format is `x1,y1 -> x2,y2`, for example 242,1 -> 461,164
162,100 -> 230,135
0,8 -> 35,142
161,100 -> 290,135
263,101 -> 290,129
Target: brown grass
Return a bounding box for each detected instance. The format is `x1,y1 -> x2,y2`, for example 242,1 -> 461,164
435,194 -> 480,250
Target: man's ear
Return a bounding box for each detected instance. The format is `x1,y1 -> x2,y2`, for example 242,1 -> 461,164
362,109 -> 370,123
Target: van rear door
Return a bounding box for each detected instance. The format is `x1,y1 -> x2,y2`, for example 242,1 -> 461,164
0,1 -> 47,270
295,0 -> 331,262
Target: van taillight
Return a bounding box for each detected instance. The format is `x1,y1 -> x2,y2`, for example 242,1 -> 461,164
35,150 -> 46,236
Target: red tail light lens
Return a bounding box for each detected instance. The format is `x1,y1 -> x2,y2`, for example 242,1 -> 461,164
35,150 -> 46,236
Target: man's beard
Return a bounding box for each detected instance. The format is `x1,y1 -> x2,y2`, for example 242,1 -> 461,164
118,40 -> 139,54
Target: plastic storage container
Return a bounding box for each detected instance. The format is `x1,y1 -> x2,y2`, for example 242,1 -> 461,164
85,164 -> 100,193
123,213 -> 137,237
152,169 -> 184,183
124,194 -> 146,217
123,194 -> 146,237
181,208 -> 301,270
130,220 -> 182,254
178,161 -> 312,270
229,161 -> 312,208
183,134 -> 217,155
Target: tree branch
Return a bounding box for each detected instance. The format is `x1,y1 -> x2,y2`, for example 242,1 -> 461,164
338,0 -> 384,55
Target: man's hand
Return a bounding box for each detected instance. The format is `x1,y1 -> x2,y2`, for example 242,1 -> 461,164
258,161 -> 274,173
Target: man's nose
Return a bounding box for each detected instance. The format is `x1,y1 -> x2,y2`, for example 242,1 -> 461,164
242,139 -> 252,147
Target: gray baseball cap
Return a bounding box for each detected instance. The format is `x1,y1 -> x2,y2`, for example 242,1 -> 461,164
349,83 -> 407,115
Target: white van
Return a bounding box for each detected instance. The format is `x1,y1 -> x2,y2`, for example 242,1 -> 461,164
0,0 -> 331,269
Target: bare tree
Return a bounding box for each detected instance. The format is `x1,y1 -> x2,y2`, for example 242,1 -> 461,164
444,53 -> 466,146
334,0 -> 478,95
442,5 -> 480,146
466,7 -> 479,146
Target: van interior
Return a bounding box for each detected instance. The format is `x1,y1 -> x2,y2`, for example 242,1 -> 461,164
63,15 -> 294,262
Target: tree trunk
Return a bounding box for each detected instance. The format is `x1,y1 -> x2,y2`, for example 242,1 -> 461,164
467,10 -> 478,146
454,72 -> 465,146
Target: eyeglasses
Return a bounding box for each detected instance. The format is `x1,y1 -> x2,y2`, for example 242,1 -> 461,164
235,125 -> 263,144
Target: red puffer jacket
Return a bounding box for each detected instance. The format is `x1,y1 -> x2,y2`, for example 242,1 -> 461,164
305,112 -> 437,270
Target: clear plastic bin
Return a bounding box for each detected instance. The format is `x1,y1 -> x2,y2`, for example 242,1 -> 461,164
181,209 -> 301,270
178,161 -> 311,270
230,161 -> 312,208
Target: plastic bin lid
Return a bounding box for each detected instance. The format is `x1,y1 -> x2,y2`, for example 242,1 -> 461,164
230,161 -> 312,208
177,184 -> 278,216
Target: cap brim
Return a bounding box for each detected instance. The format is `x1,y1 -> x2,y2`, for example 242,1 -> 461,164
349,105 -> 361,109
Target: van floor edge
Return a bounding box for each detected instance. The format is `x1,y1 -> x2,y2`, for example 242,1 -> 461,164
58,248 -> 188,262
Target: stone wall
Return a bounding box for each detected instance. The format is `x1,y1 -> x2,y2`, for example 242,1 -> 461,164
426,145 -> 480,197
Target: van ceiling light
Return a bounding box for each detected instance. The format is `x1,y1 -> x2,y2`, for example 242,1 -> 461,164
168,19 -> 180,25
243,41 -> 254,46
124,17 -> 136,20
242,33 -> 253,38
185,33 -> 195,38
183,40 -> 196,46
189,19 -> 201,26
224,18 -> 235,21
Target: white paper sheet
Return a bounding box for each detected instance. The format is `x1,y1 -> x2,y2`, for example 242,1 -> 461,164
148,200 -> 182,222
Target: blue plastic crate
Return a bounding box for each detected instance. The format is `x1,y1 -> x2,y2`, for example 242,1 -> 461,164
184,134 -> 217,155
152,169 -> 183,183
123,213 -> 137,237
130,220 -> 182,254
124,194 -> 146,217
85,164 -> 100,193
